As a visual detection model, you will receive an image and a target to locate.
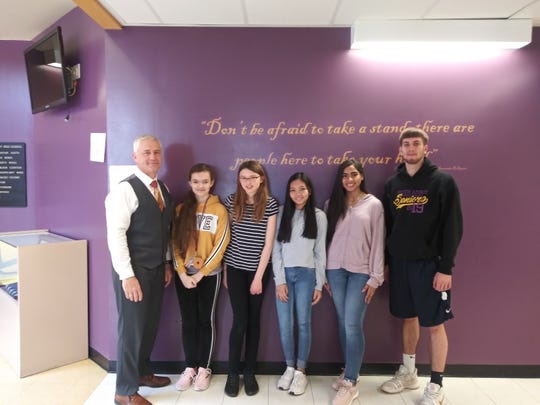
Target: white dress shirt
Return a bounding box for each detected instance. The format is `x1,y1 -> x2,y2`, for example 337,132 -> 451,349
105,167 -> 169,280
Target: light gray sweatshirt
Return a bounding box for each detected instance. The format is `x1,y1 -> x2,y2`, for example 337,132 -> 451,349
272,207 -> 327,290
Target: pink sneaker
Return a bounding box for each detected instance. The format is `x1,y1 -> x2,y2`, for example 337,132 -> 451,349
332,370 -> 345,391
193,368 -> 212,391
332,379 -> 359,405
332,370 -> 360,391
175,367 -> 197,391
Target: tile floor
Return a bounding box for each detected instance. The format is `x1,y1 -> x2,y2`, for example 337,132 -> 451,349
1,356 -> 539,404
0,357 -> 106,405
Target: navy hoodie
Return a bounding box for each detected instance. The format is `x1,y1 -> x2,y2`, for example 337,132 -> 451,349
382,158 -> 463,275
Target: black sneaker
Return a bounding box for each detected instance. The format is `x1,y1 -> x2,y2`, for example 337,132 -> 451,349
244,374 -> 259,396
224,374 -> 240,397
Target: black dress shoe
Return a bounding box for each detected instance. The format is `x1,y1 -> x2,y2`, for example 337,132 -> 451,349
244,374 -> 259,396
224,374 -> 240,397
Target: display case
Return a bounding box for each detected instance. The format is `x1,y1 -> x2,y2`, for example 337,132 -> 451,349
0,230 -> 88,377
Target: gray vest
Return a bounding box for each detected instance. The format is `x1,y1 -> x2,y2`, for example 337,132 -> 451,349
124,175 -> 174,268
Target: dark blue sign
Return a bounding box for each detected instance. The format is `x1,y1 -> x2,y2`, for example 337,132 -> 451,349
0,143 -> 27,207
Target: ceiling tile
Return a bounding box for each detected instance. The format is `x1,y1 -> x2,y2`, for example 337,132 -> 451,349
334,0 -> 436,25
149,0 -> 246,25
2,0 -> 540,41
514,0 -> 540,26
245,0 -> 339,26
0,0 -> 75,40
99,0 -> 162,25
426,0 -> 533,19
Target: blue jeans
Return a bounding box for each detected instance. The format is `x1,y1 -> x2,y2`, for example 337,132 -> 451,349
275,267 -> 316,370
326,269 -> 369,382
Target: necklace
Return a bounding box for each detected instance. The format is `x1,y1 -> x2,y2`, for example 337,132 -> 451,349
348,192 -> 365,206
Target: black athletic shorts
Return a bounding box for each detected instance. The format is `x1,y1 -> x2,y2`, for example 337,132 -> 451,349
389,257 -> 454,327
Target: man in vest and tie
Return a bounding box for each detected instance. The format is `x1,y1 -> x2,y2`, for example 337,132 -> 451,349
105,134 -> 174,405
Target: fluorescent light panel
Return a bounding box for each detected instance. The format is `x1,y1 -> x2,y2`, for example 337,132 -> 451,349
351,19 -> 532,50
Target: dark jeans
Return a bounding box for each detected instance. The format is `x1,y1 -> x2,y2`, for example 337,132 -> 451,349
174,272 -> 221,369
226,264 -> 270,374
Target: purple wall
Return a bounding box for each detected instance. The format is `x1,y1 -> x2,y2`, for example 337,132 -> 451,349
30,9 -> 112,358
105,26 -> 540,366
0,41 -> 35,229
2,9 -> 540,369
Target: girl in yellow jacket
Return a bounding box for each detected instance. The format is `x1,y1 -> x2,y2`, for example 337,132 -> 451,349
172,163 -> 230,392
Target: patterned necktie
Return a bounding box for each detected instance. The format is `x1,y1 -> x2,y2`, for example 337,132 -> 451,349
150,180 -> 165,212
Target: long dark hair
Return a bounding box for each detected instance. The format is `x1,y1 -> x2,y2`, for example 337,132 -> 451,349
173,163 -> 215,258
326,159 -> 368,246
232,160 -> 269,222
277,172 -> 318,243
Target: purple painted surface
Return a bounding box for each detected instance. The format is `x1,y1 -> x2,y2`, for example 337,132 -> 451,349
106,26 -> 540,365
31,9 -> 112,358
0,41 -> 35,228
2,11 -> 540,367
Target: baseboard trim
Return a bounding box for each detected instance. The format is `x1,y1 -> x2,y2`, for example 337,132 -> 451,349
89,347 -> 112,371
88,348 -> 540,378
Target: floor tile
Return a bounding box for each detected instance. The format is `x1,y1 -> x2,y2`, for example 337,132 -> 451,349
2,356 -> 540,405
472,378 -> 540,405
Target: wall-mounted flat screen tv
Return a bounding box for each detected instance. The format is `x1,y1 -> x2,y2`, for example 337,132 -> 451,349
24,26 -> 70,114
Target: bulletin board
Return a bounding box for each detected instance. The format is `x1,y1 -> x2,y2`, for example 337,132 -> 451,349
0,143 -> 27,207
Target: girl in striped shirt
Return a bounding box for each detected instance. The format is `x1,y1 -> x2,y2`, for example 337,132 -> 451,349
223,160 -> 278,397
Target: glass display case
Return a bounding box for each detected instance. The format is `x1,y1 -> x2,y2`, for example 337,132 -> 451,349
0,230 -> 88,377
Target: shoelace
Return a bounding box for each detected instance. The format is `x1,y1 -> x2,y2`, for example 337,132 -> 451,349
337,385 -> 351,397
290,377 -> 303,390
181,369 -> 196,381
425,385 -> 440,399
279,370 -> 294,386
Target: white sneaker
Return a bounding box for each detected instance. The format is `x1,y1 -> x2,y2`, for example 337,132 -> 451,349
380,365 -> 420,394
175,367 -> 197,391
288,370 -> 308,396
193,367 -> 212,391
332,379 -> 358,405
420,382 -> 446,405
277,366 -> 295,390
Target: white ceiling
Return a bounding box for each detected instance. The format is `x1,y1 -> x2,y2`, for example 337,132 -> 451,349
2,0 -> 540,41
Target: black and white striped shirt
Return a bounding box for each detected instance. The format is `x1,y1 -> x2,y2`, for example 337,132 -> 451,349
223,194 -> 279,272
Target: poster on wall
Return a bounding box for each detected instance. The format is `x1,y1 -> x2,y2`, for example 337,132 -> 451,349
0,143 -> 27,207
